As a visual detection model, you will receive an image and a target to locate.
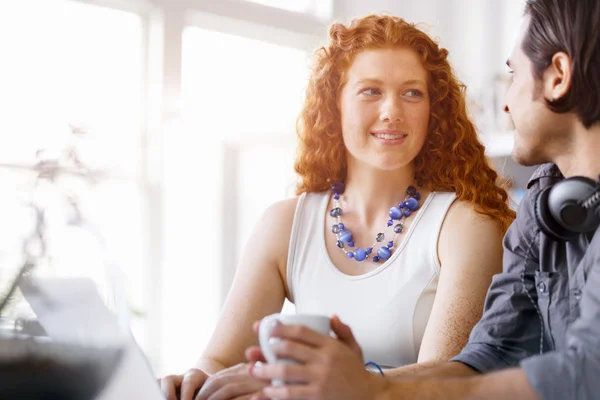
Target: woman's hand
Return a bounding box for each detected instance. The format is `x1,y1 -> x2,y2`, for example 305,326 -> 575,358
159,368 -> 209,400
194,362 -> 269,400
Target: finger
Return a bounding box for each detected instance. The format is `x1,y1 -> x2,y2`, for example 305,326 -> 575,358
251,362 -> 311,384
214,363 -> 251,377
331,315 -> 362,355
207,382 -> 265,400
194,376 -> 221,400
245,346 -> 267,364
249,394 -> 270,400
272,340 -> 318,364
253,320 -> 260,333
269,324 -> 328,348
160,375 -> 183,400
199,363 -> 258,400
263,385 -> 317,400
181,369 -> 208,400
237,396 -> 265,400
196,373 -> 238,400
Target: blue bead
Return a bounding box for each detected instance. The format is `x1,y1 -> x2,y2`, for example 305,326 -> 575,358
387,241 -> 394,248
405,197 -> 419,211
389,206 -> 402,220
347,252 -> 354,259
348,241 -> 355,247
354,248 -> 367,261
377,246 -> 391,260
373,256 -> 380,262
407,185 -> 417,195
404,209 -> 411,217
331,181 -> 345,195
339,229 -> 353,243
330,207 -> 342,217
333,193 -> 340,200
338,223 -> 345,229
366,247 -> 373,255
414,192 -> 421,200
387,219 -> 393,227
332,224 -> 341,234
399,201 -> 406,209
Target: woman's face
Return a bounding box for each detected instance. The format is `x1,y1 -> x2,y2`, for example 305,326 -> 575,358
339,47 -> 430,172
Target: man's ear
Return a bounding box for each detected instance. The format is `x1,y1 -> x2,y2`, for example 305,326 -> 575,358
543,51 -> 572,102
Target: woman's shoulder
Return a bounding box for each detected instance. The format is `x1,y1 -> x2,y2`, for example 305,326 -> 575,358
245,197 -> 303,274
441,198 -> 505,246
262,191 -> 328,222
444,197 -> 499,225
436,197 -> 504,273
260,196 -> 302,227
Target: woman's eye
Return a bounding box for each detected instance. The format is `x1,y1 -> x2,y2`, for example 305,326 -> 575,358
361,88 -> 381,96
405,89 -> 424,98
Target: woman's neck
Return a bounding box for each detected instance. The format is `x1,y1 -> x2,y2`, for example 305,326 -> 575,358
340,162 -> 419,228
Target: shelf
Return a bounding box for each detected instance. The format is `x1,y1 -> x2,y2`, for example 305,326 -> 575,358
480,131 -> 515,158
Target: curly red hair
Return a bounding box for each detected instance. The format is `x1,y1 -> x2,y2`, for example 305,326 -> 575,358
294,14 -> 515,231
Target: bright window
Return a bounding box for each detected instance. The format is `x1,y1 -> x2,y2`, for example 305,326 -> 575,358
243,0 -> 332,20
0,0 -> 148,348
0,0 -> 144,175
158,25 -> 307,372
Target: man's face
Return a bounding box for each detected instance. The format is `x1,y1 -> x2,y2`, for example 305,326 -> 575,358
504,15 -> 571,166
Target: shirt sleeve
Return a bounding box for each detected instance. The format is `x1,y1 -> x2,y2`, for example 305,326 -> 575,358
450,185 -> 543,372
519,228 -> 600,400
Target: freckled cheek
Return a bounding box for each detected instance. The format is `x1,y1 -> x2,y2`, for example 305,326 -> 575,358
344,105 -> 377,132
341,114 -> 369,148
404,107 -> 430,137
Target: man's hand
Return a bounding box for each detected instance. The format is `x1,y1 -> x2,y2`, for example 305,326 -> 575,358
246,315 -> 387,400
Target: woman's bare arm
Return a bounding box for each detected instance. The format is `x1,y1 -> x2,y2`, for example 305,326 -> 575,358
385,200 -> 505,378
196,197 -> 299,374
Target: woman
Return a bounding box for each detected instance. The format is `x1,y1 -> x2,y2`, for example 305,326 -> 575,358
160,14 -> 515,400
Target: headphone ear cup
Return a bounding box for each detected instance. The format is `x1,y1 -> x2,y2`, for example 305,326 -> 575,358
548,176 -> 600,234
535,186 -> 579,241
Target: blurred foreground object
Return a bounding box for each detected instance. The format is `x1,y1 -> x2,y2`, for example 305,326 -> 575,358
0,124 -> 131,398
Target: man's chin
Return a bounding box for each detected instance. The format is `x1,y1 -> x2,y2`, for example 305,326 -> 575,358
511,145 -> 549,167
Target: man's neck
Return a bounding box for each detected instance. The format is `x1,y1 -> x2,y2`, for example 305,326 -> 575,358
554,122 -> 600,180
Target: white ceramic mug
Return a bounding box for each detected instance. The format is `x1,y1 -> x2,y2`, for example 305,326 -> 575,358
258,313 -> 331,386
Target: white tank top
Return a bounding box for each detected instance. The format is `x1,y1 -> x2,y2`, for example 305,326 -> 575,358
286,191 -> 457,368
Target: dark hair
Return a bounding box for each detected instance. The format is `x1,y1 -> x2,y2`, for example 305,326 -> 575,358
523,0 -> 600,128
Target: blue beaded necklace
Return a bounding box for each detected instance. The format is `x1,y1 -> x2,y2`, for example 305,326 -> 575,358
329,181 -> 421,263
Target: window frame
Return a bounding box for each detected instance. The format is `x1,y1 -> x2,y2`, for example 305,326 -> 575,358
1,0 -> 333,373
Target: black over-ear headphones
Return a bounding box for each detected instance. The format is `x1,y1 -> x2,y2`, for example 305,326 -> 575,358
535,175 -> 600,241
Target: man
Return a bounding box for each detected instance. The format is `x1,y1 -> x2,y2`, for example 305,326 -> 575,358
246,0 -> 600,398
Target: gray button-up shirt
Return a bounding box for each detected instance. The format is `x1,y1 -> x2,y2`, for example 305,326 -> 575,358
452,163 -> 600,400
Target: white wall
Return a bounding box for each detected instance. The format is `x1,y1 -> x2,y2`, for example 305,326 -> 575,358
333,0 -> 526,93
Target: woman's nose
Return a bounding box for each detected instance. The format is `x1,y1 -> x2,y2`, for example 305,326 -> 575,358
380,98 -> 403,122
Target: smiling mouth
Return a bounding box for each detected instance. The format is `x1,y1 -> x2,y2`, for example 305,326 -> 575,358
371,133 -> 408,140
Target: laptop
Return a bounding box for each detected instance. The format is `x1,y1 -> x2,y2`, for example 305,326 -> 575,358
16,276 -> 166,399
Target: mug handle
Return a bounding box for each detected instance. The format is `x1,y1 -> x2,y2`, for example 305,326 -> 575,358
258,314 -> 281,363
